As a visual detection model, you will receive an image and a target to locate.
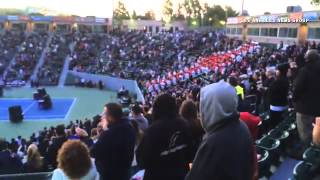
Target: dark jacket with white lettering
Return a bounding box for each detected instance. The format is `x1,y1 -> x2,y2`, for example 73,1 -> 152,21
136,117 -> 193,180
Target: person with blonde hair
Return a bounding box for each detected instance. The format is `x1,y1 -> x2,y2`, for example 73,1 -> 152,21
52,140 -> 99,180
23,144 -> 44,173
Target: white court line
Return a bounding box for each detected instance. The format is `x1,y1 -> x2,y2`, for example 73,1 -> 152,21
23,101 -> 36,114
65,98 -> 77,120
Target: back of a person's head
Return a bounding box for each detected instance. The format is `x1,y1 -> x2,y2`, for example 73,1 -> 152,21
131,104 -> 142,115
180,100 -> 198,122
200,80 -> 238,132
229,76 -> 238,87
152,93 -> 177,121
305,49 -> 320,62
0,138 -> 7,151
105,103 -> 123,121
27,144 -> 42,169
57,140 -> 91,179
55,124 -> 65,136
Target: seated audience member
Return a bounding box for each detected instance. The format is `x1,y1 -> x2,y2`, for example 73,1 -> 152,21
185,80 -> 254,180
52,140 -> 99,180
179,100 -> 204,159
129,104 -> 149,131
0,138 -> 22,174
23,144 -> 45,173
91,103 -> 135,180
47,124 -> 67,168
136,94 -> 193,180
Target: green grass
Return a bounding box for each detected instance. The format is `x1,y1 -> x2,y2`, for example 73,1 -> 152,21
0,86 -> 117,139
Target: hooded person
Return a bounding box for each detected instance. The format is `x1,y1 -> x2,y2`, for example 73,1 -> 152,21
185,80 -> 254,180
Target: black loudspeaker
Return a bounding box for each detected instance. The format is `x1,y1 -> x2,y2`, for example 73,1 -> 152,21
37,88 -> 47,98
39,95 -> 52,109
9,106 -> 23,123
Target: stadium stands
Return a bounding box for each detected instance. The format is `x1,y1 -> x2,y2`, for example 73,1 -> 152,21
0,28 -> 320,179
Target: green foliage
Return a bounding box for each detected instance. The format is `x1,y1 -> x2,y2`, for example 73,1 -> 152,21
172,3 -> 185,21
202,5 -> 238,27
113,1 -> 130,21
163,0 -> 173,22
311,0 -> 320,5
0,8 -> 25,15
131,10 -> 138,20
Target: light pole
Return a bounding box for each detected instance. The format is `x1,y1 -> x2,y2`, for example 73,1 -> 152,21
241,0 -> 245,15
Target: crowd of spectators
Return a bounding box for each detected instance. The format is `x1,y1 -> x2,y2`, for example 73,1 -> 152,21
1,29 -> 320,179
0,31 -> 25,77
5,32 -> 48,84
36,33 -> 72,85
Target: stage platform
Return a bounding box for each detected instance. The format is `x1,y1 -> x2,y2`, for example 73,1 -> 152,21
0,98 -> 75,120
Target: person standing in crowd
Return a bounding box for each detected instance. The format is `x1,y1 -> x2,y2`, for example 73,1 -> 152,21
179,100 -> 204,159
47,124 -> 67,168
52,140 -> 99,180
185,80 -> 254,180
293,49 -> 320,147
268,63 -> 290,129
129,104 -> 149,131
136,94 -> 193,180
91,103 -> 135,180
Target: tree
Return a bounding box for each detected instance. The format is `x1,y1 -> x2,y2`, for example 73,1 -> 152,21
183,0 -> 202,25
28,13 -> 44,16
113,1 -> 130,22
311,0 -> 320,5
225,6 -> 239,18
183,0 -> 192,19
172,3 -> 185,21
163,0 -> 173,22
203,5 -> 226,27
131,10 -> 138,20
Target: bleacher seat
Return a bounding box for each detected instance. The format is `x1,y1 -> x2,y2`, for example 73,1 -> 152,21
292,161 -> 313,180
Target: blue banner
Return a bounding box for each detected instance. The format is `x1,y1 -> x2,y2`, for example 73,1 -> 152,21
303,11 -> 320,22
31,16 -> 52,22
7,15 -> 19,21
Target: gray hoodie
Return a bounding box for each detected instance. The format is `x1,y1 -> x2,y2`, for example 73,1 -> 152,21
200,80 -> 238,133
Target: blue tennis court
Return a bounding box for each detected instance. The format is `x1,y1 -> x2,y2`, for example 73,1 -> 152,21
0,98 -> 76,120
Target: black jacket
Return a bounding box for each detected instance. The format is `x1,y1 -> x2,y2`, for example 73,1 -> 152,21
136,117 -> 193,180
185,116 -> 254,180
268,77 -> 289,107
91,119 -> 135,180
46,135 -> 67,168
293,59 -> 320,116
0,151 -> 22,174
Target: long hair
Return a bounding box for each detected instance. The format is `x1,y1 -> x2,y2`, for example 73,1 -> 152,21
27,144 -> 43,170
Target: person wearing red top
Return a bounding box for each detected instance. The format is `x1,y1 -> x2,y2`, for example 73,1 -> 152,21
240,112 -> 261,180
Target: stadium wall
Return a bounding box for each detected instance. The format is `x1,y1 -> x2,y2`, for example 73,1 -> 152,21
68,71 -> 145,103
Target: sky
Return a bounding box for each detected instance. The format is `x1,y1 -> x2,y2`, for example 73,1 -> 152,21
0,0 -> 318,19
